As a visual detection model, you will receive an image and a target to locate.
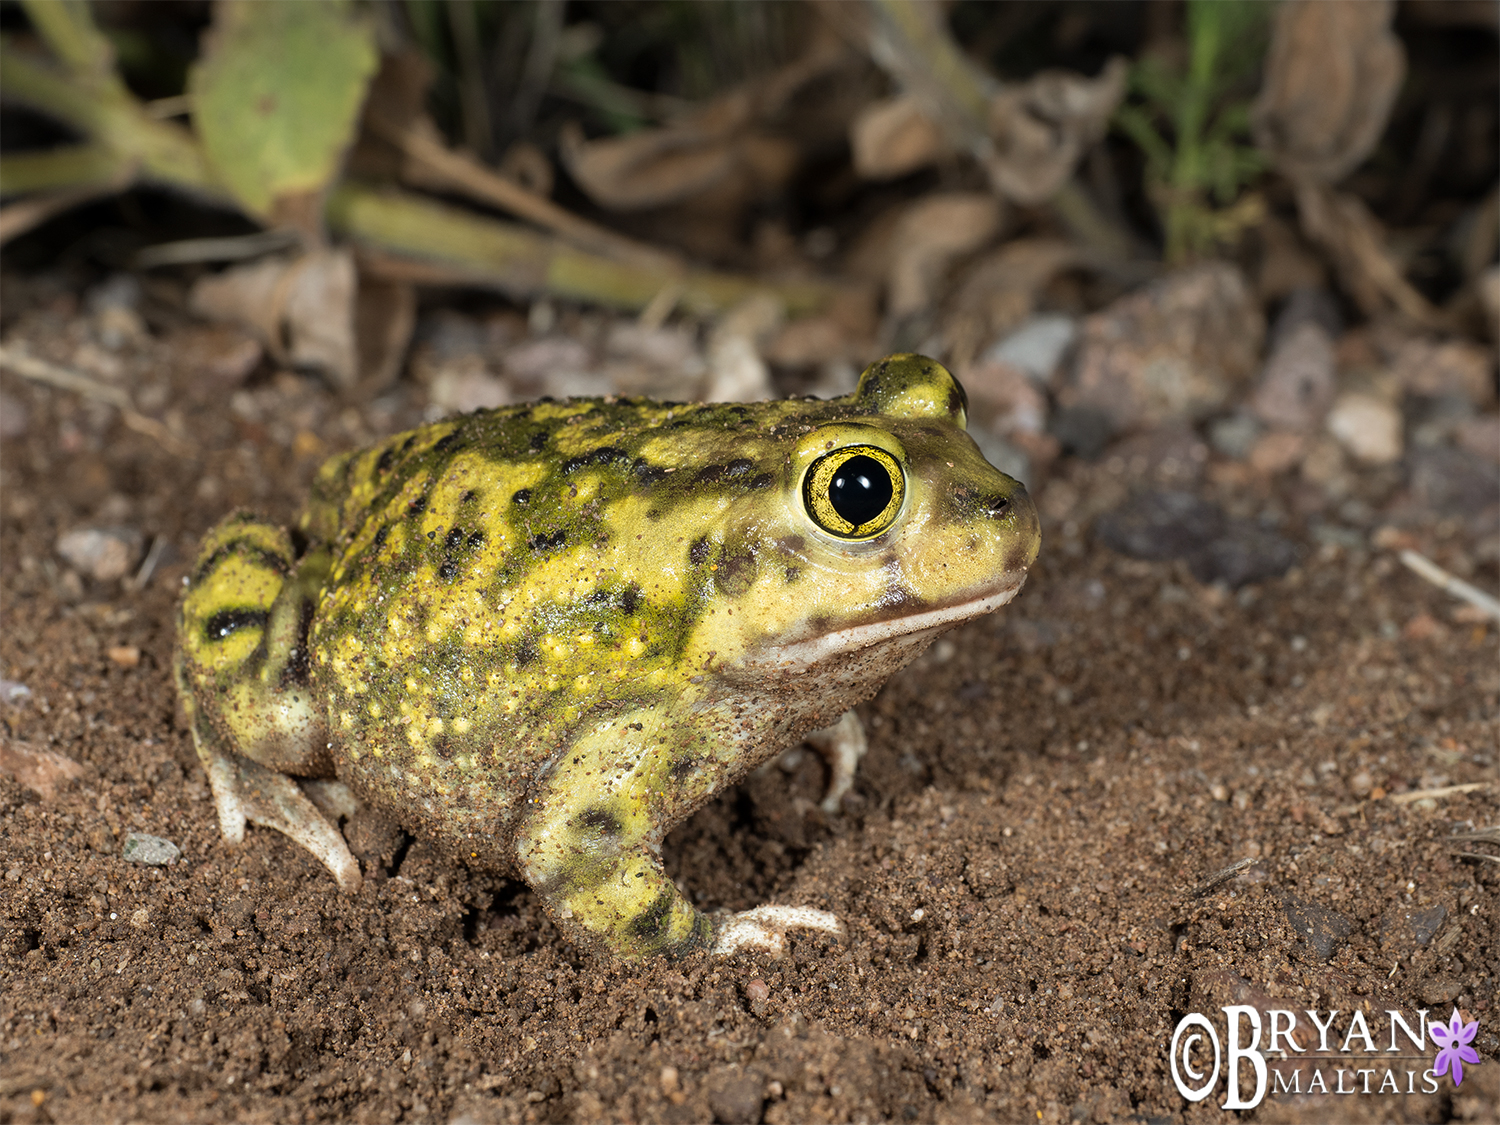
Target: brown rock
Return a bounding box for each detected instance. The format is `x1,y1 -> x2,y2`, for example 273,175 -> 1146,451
1326,392 -> 1402,464
1062,263 -> 1264,432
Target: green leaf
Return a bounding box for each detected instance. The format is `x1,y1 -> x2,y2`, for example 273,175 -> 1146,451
189,0 -> 378,221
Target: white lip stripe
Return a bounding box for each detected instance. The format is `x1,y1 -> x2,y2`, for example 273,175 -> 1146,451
750,580 -> 1025,669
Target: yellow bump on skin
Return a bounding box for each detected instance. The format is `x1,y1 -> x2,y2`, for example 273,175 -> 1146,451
339,712 -> 354,729
624,637 -> 647,659
453,717 -> 472,736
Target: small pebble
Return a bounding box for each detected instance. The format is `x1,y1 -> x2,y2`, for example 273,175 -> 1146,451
1210,784 -> 1230,802
107,645 -> 141,669
745,978 -> 770,1016
659,1066 -> 680,1095
121,832 -> 180,866
1349,770 -> 1373,797
56,527 -> 144,582
1326,392 -> 1402,464
0,680 -> 32,706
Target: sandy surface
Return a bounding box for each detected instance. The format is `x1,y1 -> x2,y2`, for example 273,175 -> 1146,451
1,302 -> 1496,1124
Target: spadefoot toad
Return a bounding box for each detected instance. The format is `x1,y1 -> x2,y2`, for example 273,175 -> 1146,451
176,353 -> 1039,957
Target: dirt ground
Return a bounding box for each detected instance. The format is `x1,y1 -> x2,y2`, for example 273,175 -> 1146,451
1,294 -> 1496,1125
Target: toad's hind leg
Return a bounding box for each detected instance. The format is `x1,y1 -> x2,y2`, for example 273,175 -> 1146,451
516,711 -> 842,959
175,513 -> 360,891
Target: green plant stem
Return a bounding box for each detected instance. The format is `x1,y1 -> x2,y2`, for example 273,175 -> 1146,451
20,0 -> 116,79
0,44 -> 220,196
0,145 -> 129,195
327,184 -> 843,317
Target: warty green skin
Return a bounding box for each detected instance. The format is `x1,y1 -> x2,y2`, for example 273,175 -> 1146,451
175,353 -> 1040,958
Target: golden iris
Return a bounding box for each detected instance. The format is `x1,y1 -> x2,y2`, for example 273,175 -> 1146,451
803,445 -> 905,539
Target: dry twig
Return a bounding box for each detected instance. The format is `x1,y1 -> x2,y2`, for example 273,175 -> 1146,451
1385,782 -> 1494,806
1185,857 -> 1257,899
1398,550 -> 1500,622
1449,826 -> 1500,865
0,344 -> 195,457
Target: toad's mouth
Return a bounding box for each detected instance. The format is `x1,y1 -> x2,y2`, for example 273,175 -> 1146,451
744,573 -> 1029,671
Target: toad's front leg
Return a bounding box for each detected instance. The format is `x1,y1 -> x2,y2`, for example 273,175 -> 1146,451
516,709 -> 842,959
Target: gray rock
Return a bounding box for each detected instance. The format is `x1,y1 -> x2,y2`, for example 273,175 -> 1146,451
122,832 -> 180,866
1281,892 -> 1353,962
983,313 -> 1078,383
1251,320 -> 1336,431
1094,490 -> 1298,588
1410,446 -> 1500,516
1049,405 -> 1116,460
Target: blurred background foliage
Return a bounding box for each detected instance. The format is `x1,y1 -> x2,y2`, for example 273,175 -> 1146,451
0,0 -> 1494,325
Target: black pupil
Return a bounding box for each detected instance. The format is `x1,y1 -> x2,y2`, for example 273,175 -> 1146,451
828,455 -> 893,527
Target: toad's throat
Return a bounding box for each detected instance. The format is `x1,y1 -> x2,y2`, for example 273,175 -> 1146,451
744,573 -> 1029,671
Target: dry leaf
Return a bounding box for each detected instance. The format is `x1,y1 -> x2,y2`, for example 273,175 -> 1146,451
190,249 -> 414,392
353,274 -> 416,393
941,239 -> 1083,369
984,59 -> 1128,205
850,94 -> 946,180
705,294 -> 783,402
1253,0 -> 1405,186
1294,183 -> 1442,326
886,193 -> 1004,320
559,40 -> 847,215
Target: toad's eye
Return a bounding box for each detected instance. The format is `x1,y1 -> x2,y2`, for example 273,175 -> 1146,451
803,445 -> 905,539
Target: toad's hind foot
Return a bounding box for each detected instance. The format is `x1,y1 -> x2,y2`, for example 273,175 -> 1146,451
204,747 -> 363,892
711,905 -> 844,956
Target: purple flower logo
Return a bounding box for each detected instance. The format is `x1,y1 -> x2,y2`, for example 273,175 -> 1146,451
1430,1008 -> 1481,1088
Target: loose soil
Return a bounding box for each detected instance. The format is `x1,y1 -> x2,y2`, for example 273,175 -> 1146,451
1,299 -> 1496,1124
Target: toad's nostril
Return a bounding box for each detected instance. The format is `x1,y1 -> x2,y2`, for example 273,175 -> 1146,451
984,494 -> 1011,517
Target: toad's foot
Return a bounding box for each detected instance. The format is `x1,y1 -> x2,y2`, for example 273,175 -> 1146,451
203,748 -> 363,893
804,710 -> 868,813
711,905 -> 844,956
